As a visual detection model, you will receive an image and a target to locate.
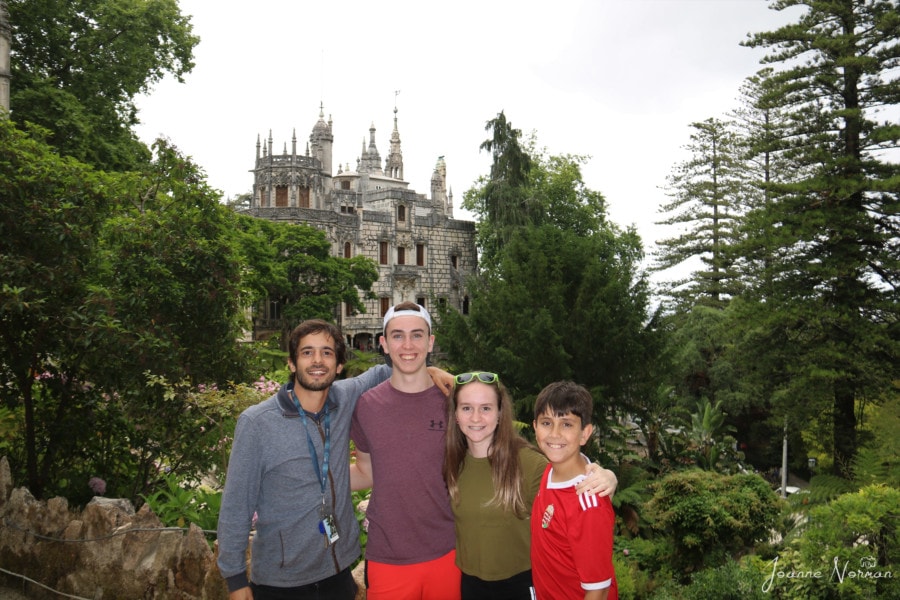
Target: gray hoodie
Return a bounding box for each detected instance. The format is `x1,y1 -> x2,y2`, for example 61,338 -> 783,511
216,364 -> 390,591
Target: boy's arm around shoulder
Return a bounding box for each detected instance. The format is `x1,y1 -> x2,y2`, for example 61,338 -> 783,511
577,461 -> 617,498
341,363 -> 451,397
350,449 -> 373,491
426,365 -> 454,396
344,363 -> 391,396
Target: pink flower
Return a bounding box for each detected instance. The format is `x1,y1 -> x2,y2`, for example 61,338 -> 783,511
88,477 -> 106,495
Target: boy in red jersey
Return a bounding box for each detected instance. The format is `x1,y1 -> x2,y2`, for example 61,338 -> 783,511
530,381 -> 617,600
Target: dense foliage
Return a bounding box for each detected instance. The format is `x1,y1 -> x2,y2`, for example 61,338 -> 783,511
438,115 -> 656,430
233,215 -> 378,349
0,119 -> 115,500
0,121 -> 252,502
7,0 -> 198,170
654,0 -> 900,477
642,469 -> 781,576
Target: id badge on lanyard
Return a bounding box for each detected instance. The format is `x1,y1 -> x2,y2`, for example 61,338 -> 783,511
293,390 -> 340,547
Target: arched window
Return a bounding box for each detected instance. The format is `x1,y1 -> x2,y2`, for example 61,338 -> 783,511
344,242 -> 351,258
398,205 -> 406,221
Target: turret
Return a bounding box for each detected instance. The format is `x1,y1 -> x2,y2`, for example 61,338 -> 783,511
309,103 -> 333,174
359,122 -> 383,175
385,106 -> 404,180
431,156 -> 448,214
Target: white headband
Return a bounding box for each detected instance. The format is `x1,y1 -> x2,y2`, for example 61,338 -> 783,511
383,304 -> 432,330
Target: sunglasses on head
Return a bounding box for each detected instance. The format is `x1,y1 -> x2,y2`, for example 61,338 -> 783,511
454,371 -> 499,385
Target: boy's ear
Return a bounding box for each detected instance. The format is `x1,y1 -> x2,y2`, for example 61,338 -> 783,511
378,334 -> 393,367
579,423 -> 594,446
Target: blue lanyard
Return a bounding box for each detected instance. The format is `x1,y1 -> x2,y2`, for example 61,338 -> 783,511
290,389 -> 331,497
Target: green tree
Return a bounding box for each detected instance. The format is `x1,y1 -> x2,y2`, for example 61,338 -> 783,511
465,111 -> 535,269
798,394 -> 900,504
529,151 -> 608,235
654,118 -> 748,312
83,140 -> 257,500
696,72 -> 807,473
729,68 -> 800,298
739,0 -> 900,473
440,148 -> 651,428
0,126 -> 252,503
664,305 -> 732,405
627,383 -> 685,473
234,216 -> 379,350
8,0 -> 198,171
95,138 -> 250,387
0,119 -> 114,498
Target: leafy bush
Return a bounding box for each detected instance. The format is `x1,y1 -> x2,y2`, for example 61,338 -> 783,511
643,469 -> 782,577
352,489 -> 371,567
142,471 -> 221,534
680,557 -> 768,600
612,546 -> 637,600
767,484 -> 899,599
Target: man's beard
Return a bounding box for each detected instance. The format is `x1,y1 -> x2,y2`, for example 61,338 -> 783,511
296,371 -> 336,392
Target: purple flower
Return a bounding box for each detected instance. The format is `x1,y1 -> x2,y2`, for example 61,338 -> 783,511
88,477 -> 106,495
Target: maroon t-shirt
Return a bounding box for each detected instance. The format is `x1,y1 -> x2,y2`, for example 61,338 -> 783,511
350,380 -> 455,564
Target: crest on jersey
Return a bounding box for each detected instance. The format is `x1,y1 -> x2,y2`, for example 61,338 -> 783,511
541,504 -> 555,529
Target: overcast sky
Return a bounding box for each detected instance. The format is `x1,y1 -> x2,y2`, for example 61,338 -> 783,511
135,0 -> 802,271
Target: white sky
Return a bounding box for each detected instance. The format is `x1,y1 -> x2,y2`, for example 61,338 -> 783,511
135,0 -> 802,272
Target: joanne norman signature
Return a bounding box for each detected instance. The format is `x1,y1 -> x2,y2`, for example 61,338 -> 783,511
763,555 -> 893,592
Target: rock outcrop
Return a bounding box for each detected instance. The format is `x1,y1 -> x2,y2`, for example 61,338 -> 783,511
0,457 -> 227,599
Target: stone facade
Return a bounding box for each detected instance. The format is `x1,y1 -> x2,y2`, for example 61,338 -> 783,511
0,1 -> 10,113
240,105 -> 477,350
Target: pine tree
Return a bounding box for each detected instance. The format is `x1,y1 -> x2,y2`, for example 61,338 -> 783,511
729,69 -> 800,295
740,0 -> 900,473
653,118 -> 748,311
466,111 -> 535,270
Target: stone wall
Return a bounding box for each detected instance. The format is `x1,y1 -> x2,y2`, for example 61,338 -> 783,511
0,457 -> 227,599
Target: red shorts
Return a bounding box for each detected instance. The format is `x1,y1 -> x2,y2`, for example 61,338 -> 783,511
365,549 -> 461,600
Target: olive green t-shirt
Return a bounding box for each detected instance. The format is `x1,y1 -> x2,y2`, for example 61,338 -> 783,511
452,446 -> 547,580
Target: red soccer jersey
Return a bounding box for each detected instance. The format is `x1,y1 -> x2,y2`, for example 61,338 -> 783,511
530,464 -> 618,600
